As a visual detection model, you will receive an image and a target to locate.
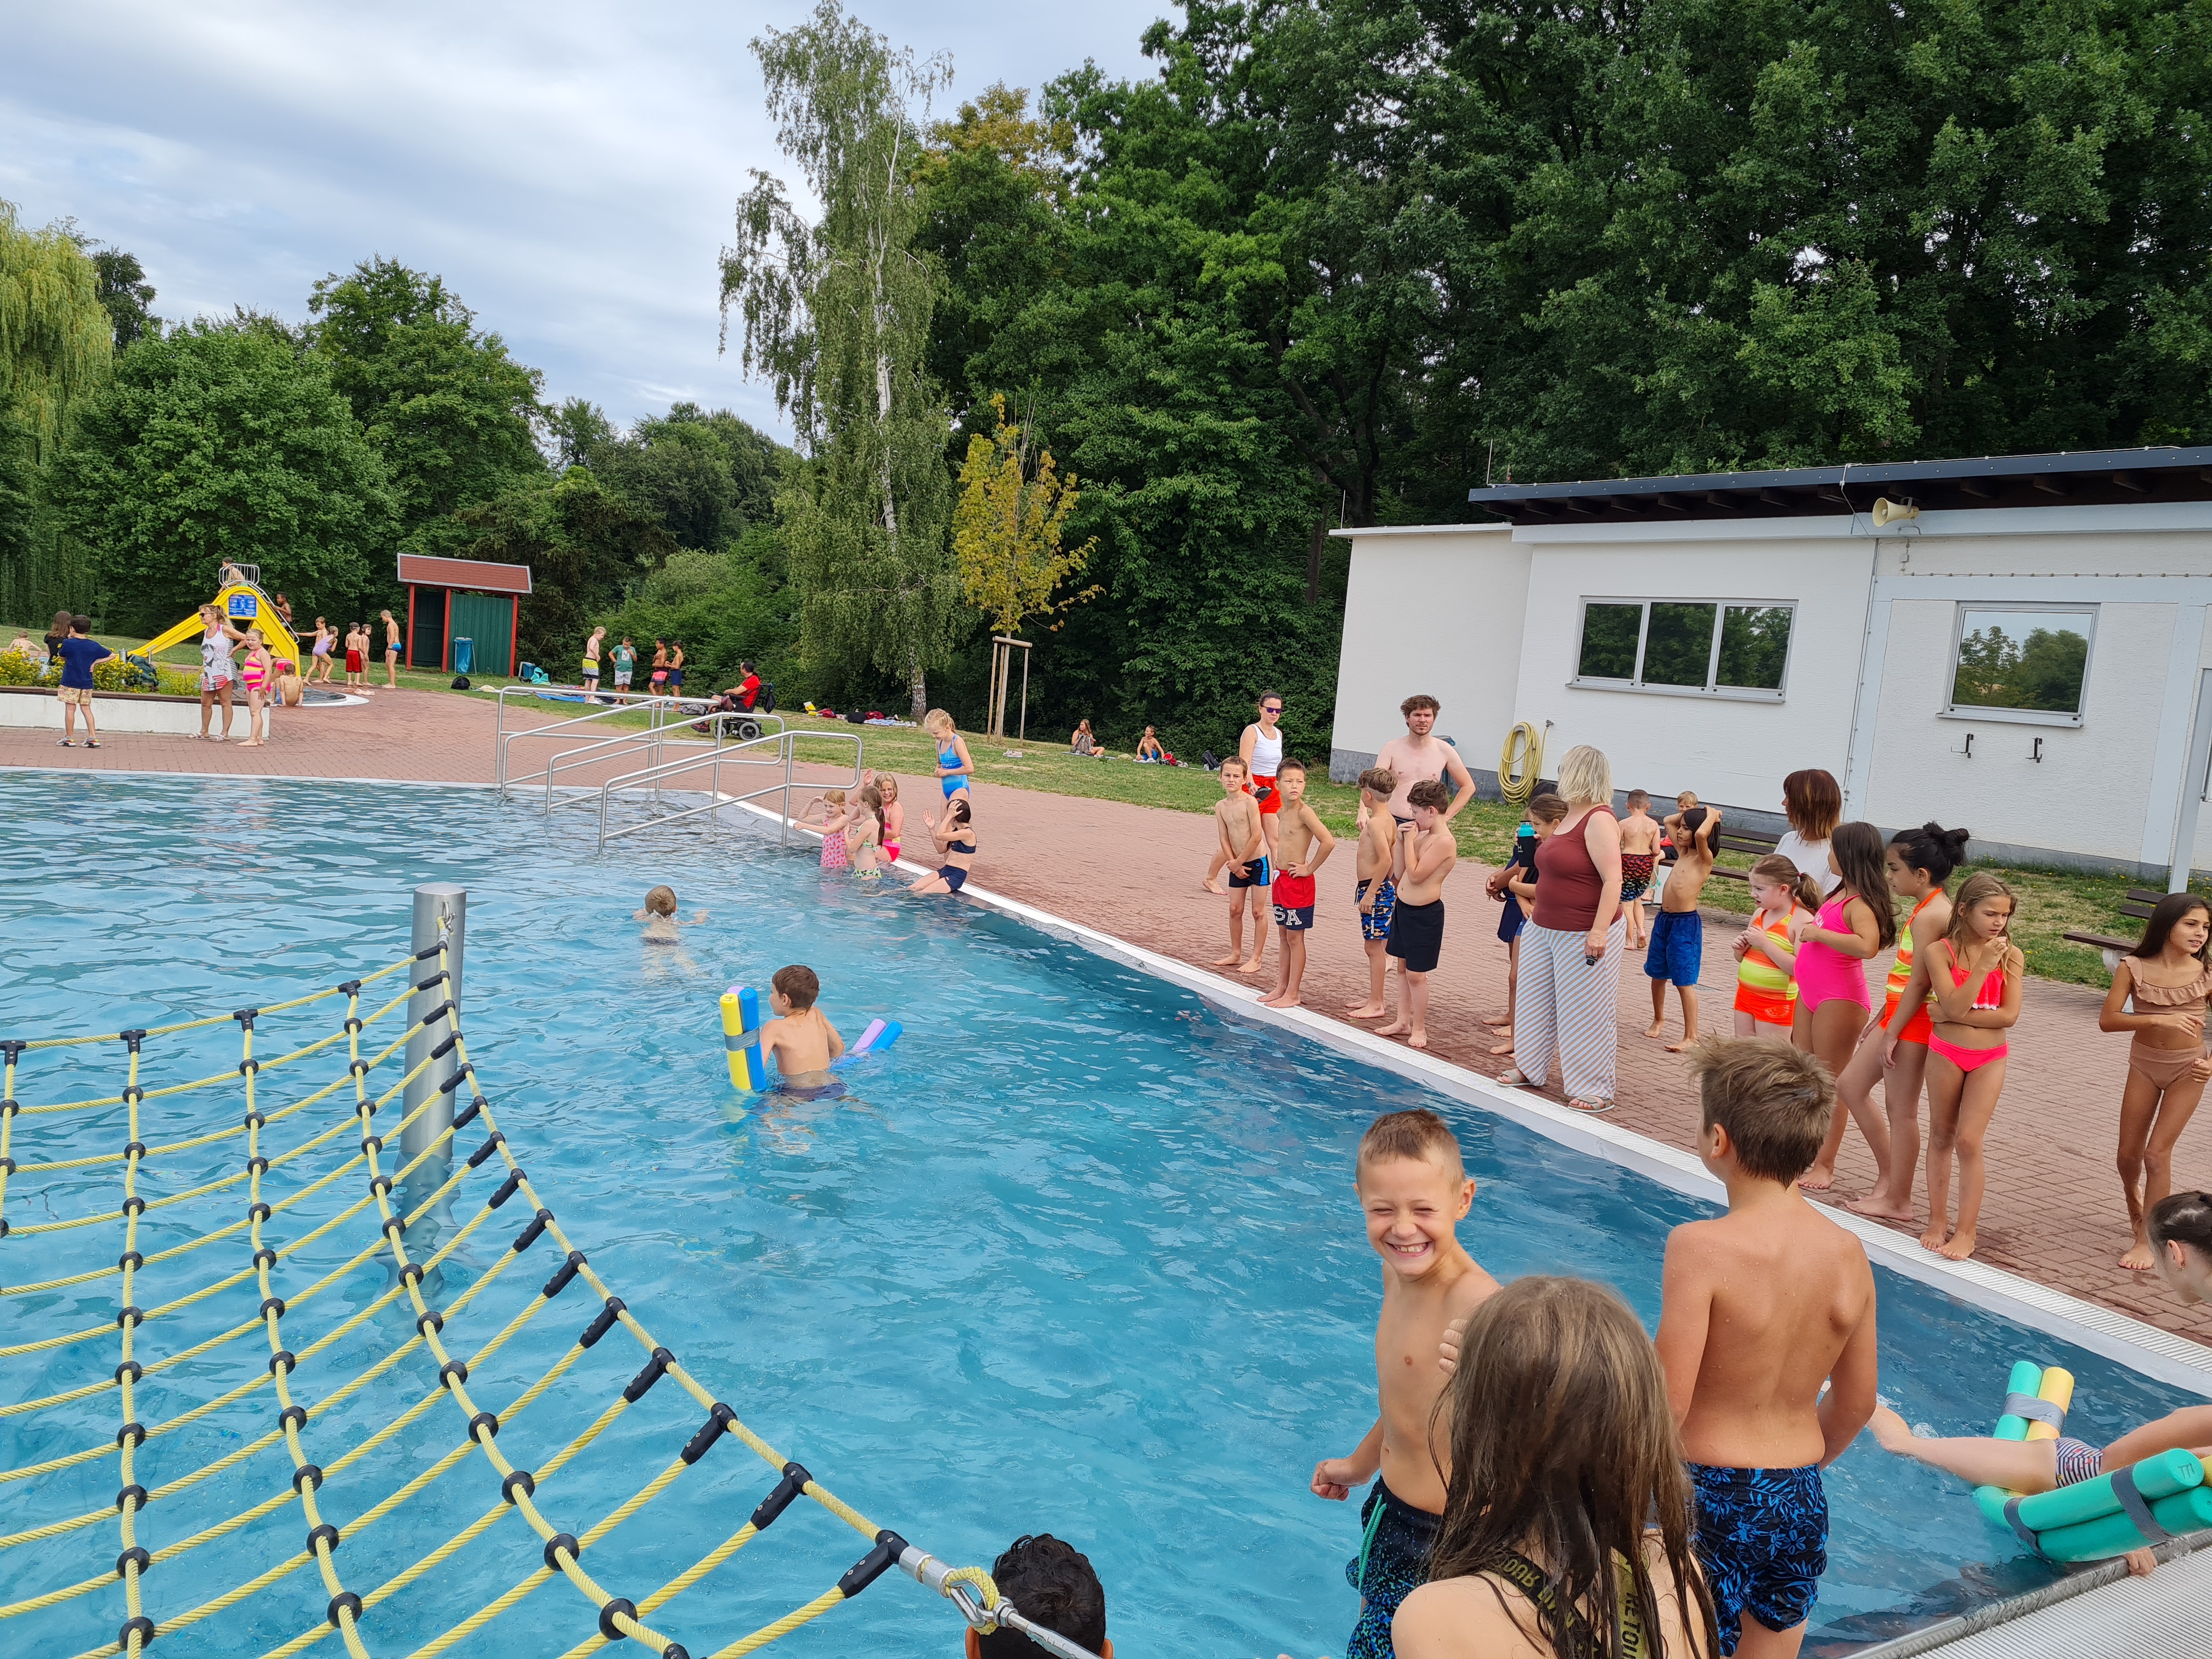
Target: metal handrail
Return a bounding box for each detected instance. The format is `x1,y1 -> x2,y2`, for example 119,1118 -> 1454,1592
591,725 -> 865,848
495,692 -> 681,794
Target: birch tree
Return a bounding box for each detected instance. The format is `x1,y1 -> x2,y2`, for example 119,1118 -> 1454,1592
720,1 -> 956,719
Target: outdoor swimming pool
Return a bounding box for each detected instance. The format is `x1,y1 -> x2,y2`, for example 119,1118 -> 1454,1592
2,772 -> 2204,1657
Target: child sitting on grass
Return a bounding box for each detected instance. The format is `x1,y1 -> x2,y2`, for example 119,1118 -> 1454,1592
1311,1108 -> 1499,1659
1657,1039 -> 1878,1658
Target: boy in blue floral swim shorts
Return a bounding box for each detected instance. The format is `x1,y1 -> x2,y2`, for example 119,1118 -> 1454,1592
1657,1039 -> 1879,1657
1345,768 -> 1398,1019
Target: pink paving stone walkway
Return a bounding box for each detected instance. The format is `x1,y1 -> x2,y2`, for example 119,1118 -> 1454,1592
9,690 -> 2209,1346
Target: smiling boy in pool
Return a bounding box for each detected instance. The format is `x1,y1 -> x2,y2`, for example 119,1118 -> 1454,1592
1311,1109 -> 1499,1659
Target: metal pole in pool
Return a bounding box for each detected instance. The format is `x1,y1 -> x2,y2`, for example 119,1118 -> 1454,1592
403,883 -> 466,1163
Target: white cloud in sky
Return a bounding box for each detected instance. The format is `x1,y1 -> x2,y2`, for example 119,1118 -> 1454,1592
0,0 -> 1171,439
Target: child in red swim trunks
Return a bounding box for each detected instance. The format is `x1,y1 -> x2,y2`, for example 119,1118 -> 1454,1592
1261,758 -> 1335,1010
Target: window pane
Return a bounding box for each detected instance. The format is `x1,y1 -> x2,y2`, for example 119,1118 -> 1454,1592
1950,608 -> 2092,714
1577,603 -> 1641,680
1641,602 -> 1717,686
1717,605 -> 1793,690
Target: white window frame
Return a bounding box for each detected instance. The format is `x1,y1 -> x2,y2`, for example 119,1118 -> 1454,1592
1940,601 -> 2097,729
1568,597 -> 1797,701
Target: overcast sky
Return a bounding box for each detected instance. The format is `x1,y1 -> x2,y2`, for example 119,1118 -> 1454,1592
0,1 -> 1171,441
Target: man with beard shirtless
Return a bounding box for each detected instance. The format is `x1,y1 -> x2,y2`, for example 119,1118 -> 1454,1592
1364,696 -> 1477,885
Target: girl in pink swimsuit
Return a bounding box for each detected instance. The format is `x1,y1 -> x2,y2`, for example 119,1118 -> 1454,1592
1787,822 -> 1897,1189
1918,872 -> 2022,1261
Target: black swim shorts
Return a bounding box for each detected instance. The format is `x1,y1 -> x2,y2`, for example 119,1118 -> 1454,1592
1385,898 -> 1444,974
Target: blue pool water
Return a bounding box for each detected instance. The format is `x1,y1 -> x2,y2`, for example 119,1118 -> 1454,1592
1,773 -> 2203,1657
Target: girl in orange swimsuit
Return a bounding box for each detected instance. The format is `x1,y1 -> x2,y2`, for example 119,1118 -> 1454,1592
1918,872 -> 2023,1261
2098,893 -> 2212,1269
1838,822 -> 1971,1223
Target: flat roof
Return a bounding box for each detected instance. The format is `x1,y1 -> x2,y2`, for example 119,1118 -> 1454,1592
396,554 -> 533,595
1466,445 -> 2212,525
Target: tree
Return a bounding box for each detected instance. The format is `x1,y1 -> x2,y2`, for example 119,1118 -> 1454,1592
90,247 -> 157,352
952,394 -> 1097,735
308,257 -> 545,561
720,0 -> 958,719
50,318 -> 394,634
592,404 -> 791,551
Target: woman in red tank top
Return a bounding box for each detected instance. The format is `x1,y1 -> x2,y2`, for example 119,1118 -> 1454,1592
1499,745 -> 1626,1113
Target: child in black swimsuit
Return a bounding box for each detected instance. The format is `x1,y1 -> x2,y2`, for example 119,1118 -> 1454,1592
907,798 -> 977,895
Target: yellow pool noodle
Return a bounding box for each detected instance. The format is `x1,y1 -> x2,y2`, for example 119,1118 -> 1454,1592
2026,1367 -> 2074,1443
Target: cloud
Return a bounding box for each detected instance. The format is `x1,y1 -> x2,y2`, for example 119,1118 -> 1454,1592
0,0 -> 1170,438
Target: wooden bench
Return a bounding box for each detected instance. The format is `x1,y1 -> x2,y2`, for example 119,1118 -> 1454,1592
2064,890 -> 2163,973
1700,821 -> 1780,882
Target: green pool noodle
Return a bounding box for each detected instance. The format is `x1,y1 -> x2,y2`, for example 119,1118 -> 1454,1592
2013,1447 -> 2204,1533
1994,1359 -> 2044,1440
2035,1482 -> 2212,1562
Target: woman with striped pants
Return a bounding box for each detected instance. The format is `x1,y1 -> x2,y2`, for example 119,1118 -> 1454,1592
1499,744 -> 1627,1113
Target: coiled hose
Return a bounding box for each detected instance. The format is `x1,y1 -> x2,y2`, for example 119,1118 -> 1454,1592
1499,721 -> 1548,809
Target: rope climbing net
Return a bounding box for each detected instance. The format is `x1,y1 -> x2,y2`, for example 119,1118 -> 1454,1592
0,932 -> 1077,1659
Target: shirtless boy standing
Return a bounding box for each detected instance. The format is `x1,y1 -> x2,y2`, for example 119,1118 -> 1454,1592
1367,696 -> 1475,884
1345,768 -> 1399,1018
755,964 -> 846,1090
1618,789 -> 1662,949
1312,1109 -> 1499,1659
1214,756 -> 1271,974
1657,1039 -> 1878,1658
1644,803 -> 1722,1052
1375,781 -> 1455,1048
1262,758 -> 1336,1009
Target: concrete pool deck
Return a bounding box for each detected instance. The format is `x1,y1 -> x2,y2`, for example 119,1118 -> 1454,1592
8,689 -> 2211,1353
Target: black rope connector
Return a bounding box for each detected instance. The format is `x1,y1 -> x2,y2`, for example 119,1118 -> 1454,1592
400,1263 -> 425,1286
430,1032 -> 458,1061
488,1169 -> 523,1210
453,1096 -> 486,1131
116,1545 -> 151,1579
544,1532 -> 580,1572
343,1017 -> 364,1034
122,1141 -> 148,1163
681,1403 -> 737,1466
469,1410 -> 500,1442
326,1592 -> 362,1629
440,1359 -> 469,1390
253,1246 -> 278,1268
122,1085 -> 144,1104
0,1217 -> 9,1238
541,1250 -> 585,1300
242,1111 -> 266,1130
237,1058 -> 259,1077
116,1305 -> 143,1329
512,1208 -> 550,1253
280,1405 -> 308,1432
114,1360 -> 143,1385
306,1522 -> 341,1556
233,1008 -> 259,1029
292,1463 -> 324,1492
382,1216 -> 405,1241
503,1469 -> 535,1505
466,1132 -> 505,1170
116,1483 -> 148,1514
259,1296 -> 286,1321
117,1250 -> 143,1272
370,1176 -> 392,1197
0,1097 -> 19,1117
247,1156 -> 269,1176
416,1310 -> 444,1336
0,1154 -> 13,1175
437,1066 -> 471,1096
119,1029 -> 146,1052
837,1530 -> 907,1598
268,1350 -> 296,1376
414,941 -> 444,961
750,1463 -> 810,1531
580,1297 -> 625,1349
413,970 -> 448,993
338,978 -> 362,996
119,1613 -> 155,1651
622,1347 -> 674,1404
122,1195 -> 146,1216
598,1596 -> 639,1643
348,1059 -> 370,1076
250,1202 -> 272,1222
115,1421 -> 146,1449
662,1646 -> 691,1659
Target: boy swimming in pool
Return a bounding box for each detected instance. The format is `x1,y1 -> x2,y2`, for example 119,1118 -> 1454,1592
635,885 -> 707,943
755,964 -> 845,1091
1312,1108 -> 1499,1659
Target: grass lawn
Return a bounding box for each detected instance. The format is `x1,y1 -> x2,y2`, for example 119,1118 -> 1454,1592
14,620 -> 2185,987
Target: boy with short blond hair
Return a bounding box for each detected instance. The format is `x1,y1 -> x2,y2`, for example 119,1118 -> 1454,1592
755,964 -> 846,1087
1212,755 -> 1271,974
1345,767 -> 1399,1018
1313,1109 -> 1498,1659
1375,781 -> 1454,1049
1619,788 -> 1661,949
1657,1039 -> 1878,1659
1261,758 -> 1336,1009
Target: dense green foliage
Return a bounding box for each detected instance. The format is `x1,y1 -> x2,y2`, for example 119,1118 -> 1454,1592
89,247 -> 157,353
49,318 -> 396,634
595,529 -> 799,698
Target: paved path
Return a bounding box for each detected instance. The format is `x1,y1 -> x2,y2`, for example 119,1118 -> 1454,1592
9,692 -> 2207,1346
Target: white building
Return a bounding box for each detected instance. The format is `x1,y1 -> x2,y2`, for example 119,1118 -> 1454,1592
1327,447 -> 2212,879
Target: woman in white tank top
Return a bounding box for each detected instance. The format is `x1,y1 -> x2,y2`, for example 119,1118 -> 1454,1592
1205,690 -> 1290,889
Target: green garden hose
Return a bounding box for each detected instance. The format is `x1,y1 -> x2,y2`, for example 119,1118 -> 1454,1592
1499,721 -> 1548,809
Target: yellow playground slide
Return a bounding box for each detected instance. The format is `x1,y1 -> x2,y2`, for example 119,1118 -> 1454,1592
136,583 -> 302,671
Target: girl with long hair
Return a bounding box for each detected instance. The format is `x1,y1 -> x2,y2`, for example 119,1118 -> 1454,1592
1395,1277 -> 1717,1659
1837,823 -> 1972,1222
2098,891 -> 2212,1269
849,785 -> 887,878
1790,823 -> 1897,1190
1917,872 -> 2023,1260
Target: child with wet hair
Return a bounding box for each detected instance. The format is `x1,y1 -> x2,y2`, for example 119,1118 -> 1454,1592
969,1534 -> 1110,1658
634,885 -> 707,944
755,964 -> 844,1087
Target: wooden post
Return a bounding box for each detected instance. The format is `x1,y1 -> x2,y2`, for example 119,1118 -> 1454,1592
991,636 -> 1031,747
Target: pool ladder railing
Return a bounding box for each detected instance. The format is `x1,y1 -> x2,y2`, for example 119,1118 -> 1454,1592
494,688 -> 697,798
588,720 -> 865,849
